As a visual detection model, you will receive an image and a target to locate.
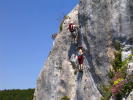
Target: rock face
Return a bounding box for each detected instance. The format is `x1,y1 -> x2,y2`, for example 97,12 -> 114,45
34,0 -> 133,100
126,91 -> 133,100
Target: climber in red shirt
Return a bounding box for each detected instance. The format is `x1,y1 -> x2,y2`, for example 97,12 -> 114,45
77,46 -> 84,71
68,22 -> 77,43
68,23 -> 75,33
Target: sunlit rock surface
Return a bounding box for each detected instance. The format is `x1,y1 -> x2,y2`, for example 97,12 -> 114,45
34,0 -> 133,100
126,91 -> 133,100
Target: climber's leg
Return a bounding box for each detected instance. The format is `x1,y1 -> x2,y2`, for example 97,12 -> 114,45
71,28 -> 77,43
78,65 -> 81,71
81,64 -> 83,70
78,65 -> 80,70
74,28 -> 77,43
71,31 -> 74,42
78,64 -> 83,71
73,34 -> 77,43
79,64 -> 83,71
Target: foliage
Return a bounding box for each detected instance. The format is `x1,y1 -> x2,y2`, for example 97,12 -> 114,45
111,79 -> 127,95
100,84 -> 112,100
108,70 -> 115,79
111,75 -> 133,98
111,51 -> 133,98
60,20 -> 64,32
0,89 -> 35,100
122,75 -> 133,96
60,96 -> 70,100
114,40 -> 121,51
59,15 -> 68,32
114,94 -> 123,100
113,78 -> 124,85
111,51 -> 122,71
101,41 -> 133,100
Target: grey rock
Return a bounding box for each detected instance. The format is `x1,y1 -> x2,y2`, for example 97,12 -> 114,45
79,0 -> 133,92
122,44 -> 132,61
34,0 -> 133,100
127,62 -> 133,75
126,91 -> 133,100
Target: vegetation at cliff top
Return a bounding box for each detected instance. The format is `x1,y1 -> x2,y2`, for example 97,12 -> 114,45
59,15 -> 68,32
0,88 -> 35,100
60,96 -> 70,100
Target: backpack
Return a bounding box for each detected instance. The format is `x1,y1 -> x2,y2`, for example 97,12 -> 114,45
69,23 -> 74,31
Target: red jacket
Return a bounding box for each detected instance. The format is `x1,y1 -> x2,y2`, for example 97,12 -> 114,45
68,23 -> 74,31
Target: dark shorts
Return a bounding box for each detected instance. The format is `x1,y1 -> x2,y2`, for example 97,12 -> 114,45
71,34 -> 76,39
70,30 -> 75,34
78,55 -> 84,64
71,29 -> 77,38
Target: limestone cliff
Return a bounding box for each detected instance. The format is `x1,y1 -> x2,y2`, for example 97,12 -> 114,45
34,0 -> 133,100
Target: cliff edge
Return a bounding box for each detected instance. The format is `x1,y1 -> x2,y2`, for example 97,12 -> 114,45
34,0 -> 133,100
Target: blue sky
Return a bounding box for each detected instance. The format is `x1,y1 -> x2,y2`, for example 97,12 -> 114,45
0,0 -> 78,90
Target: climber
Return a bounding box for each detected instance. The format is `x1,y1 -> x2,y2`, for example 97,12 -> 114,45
77,46 -> 84,71
68,22 -> 78,43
